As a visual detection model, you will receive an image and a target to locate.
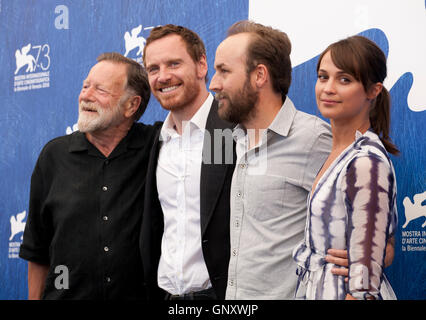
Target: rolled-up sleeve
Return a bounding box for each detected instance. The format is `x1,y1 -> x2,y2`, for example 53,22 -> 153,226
19,156 -> 51,265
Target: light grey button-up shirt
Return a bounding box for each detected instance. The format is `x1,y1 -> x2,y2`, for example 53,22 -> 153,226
226,97 -> 332,300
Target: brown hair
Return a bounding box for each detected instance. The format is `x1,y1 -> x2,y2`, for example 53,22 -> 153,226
317,36 -> 399,155
97,52 -> 150,121
226,20 -> 292,102
143,24 -> 207,81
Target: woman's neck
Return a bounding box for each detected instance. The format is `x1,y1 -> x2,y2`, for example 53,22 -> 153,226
330,118 -> 370,152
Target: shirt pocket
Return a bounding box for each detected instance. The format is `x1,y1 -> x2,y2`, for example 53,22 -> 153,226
245,175 -> 286,221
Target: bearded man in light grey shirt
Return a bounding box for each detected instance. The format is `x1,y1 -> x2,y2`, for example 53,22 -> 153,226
209,20 -> 332,299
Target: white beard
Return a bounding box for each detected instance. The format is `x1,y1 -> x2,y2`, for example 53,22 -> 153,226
77,101 -> 125,133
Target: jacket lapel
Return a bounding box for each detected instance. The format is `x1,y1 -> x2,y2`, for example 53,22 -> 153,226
200,100 -> 235,236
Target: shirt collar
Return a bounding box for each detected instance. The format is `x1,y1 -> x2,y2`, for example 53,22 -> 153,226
355,130 -> 363,140
232,96 -> 297,143
267,96 -> 296,137
355,128 -> 378,141
68,131 -> 88,152
160,93 -> 213,141
68,123 -> 144,154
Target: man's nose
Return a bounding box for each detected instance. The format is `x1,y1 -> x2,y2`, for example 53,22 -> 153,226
209,72 -> 221,92
79,86 -> 95,102
158,68 -> 172,83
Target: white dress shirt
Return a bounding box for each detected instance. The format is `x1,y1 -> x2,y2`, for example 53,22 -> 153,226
156,94 -> 213,295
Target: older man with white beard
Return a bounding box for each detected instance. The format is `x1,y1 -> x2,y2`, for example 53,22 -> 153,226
19,52 -> 160,300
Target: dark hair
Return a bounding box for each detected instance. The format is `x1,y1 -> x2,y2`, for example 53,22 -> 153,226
226,20 -> 292,102
97,52 -> 150,121
143,24 -> 207,81
317,36 -> 399,155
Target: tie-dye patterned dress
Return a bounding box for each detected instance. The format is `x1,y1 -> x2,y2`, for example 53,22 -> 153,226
292,130 -> 398,300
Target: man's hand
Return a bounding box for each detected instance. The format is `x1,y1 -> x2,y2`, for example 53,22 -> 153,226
326,236 -> 395,281
384,236 -> 395,268
325,249 -> 349,281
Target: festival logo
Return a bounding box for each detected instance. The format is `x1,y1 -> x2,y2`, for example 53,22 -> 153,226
13,43 -> 51,92
14,44 -> 36,75
402,191 -> 426,229
123,24 -> 155,64
401,191 -> 426,252
8,210 -> 26,259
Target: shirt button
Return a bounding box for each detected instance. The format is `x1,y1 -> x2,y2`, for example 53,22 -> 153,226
239,164 -> 246,169
232,249 -> 237,256
106,277 -> 111,283
236,192 -> 241,197
229,279 -> 234,286
235,220 -> 240,227
102,216 -> 108,221
104,246 -> 109,252
102,186 -> 108,191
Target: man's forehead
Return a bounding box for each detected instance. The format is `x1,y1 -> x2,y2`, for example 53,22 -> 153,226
84,61 -> 127,90
145,34 -> 190,63
87,61 -> 126,80
223,33 -> 251,50
215,34 -> 251,65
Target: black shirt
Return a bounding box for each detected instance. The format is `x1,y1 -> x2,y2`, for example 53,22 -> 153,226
19,122 -> 160,299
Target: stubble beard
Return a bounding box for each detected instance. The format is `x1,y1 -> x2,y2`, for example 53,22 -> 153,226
155,74 -> 202,113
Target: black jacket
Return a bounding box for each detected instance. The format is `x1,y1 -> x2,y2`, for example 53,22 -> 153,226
140,100 -> 236,299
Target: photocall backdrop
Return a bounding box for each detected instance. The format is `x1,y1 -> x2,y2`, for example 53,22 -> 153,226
0,0 -> 424,300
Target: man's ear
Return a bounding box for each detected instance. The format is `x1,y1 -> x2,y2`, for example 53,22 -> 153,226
124,95 -> 141,118
197,54 -> 208,80
253,63 -> 268,88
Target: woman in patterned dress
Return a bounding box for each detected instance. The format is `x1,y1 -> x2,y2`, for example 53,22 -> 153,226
293,36 -> 399,300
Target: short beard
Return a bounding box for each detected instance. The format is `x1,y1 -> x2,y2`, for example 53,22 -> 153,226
78,97 -> 127,133
154,66 -> 201,112
217,78 -> 258,124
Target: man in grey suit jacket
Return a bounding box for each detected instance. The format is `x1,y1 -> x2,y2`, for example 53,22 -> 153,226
140,24 -> 235,300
